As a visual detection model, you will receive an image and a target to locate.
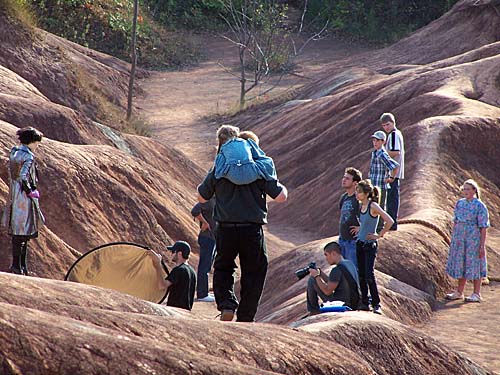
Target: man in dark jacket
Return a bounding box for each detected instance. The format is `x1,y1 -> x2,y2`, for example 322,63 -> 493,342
197,146 -> 287,322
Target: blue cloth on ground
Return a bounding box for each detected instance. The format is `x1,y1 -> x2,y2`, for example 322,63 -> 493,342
214,138 -> 277,185
319,301 -> 352,313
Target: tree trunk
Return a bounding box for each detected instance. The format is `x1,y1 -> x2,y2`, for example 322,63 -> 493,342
239,47 -> 246,109
126,0 -> 139,121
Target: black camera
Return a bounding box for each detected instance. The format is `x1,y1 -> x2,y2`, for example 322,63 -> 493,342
295,262 -> 317,280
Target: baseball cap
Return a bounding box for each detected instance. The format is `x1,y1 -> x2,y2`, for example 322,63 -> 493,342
371,130 -> 387,141
167,241 -> 191,258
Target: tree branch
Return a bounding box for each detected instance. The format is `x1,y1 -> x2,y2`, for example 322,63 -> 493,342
217,61 -> 244,80
293,20 -> 329,56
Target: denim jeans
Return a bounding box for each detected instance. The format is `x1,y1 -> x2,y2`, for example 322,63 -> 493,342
213,223 -> 267,322
196,235 -> 216,299
339,238 -> 357,270
386,178 -> 400,230
356,240 -> 380,307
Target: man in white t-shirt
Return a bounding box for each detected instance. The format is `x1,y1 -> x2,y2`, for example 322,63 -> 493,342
380,113 -> 404,230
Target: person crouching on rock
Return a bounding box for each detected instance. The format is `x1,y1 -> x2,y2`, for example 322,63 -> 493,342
354,179 -> 394,315
1,127 -> 45,276
149,241 -> 197,311
306,241 -> 360,315
445,179 -> 489,303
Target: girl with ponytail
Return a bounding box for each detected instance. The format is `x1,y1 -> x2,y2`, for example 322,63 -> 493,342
354,179 -> 394,315
445,179 -> 489,303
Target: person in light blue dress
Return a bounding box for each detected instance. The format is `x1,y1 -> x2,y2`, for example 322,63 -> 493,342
445,179 -> 489,303
214,125 -> 276,185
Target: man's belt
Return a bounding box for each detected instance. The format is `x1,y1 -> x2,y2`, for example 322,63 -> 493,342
217,222 -> 260,228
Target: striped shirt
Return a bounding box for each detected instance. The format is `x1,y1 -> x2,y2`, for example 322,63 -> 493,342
369,148 -> 399,190
387,128 -> 405,179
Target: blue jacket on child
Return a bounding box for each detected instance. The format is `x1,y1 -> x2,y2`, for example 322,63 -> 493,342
214,138 -> 277,185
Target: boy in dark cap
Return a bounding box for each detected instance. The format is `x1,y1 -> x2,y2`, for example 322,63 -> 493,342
149,241 -> 197,311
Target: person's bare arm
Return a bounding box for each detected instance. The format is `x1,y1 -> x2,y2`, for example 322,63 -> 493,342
479,227 -> 487,258
366,203 -> 394,240
385,166 -> 400,184
194,213 -> 210,231
308,268 -> 337,295
387,150 -> 400,158
273,185 -> 288,202
148,251 -> 172,291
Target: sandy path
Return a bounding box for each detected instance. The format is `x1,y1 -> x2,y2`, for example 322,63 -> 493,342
417,281 -> 500,374
137,34 -> 360,171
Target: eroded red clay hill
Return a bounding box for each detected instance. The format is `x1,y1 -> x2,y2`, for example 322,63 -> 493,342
0,273 -> 493,375
0,11 -> 204,278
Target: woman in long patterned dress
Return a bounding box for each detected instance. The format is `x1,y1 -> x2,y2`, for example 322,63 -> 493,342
445,179 -> 489,302
1,127 -> 45,275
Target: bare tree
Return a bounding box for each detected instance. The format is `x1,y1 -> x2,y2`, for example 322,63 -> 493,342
126,0 -> 139,121
220,0 -> 327,108
220,0 -> 292,108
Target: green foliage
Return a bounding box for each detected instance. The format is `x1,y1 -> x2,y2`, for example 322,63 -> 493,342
221,0 -> 292,73
28,0 -> 201,69
1,0 -> 37,27
306,0 -> 459,44
144,0 -> 226,30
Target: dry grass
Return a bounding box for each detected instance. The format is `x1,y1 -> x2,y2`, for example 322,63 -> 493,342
207,84 -> 300,125
67,58 -> 125,127
123,116 -> 152,137
1,0 -> 36,28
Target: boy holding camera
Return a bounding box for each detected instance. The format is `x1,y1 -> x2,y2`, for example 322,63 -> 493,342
306,241 -> 359,314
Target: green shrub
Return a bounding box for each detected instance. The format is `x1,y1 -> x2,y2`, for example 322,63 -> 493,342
145,0 -> 226,30
305,0 -> 459,44
29,0 -> 201,69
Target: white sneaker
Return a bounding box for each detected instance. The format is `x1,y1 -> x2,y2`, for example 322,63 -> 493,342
464,293 -> 481,303
445,291 -> 464,300
197,295 -> 215,302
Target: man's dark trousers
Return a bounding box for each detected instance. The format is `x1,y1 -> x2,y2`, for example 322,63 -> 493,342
377,188 -> 388,232
213,223 -> 267,322
386,178 -> 400,230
